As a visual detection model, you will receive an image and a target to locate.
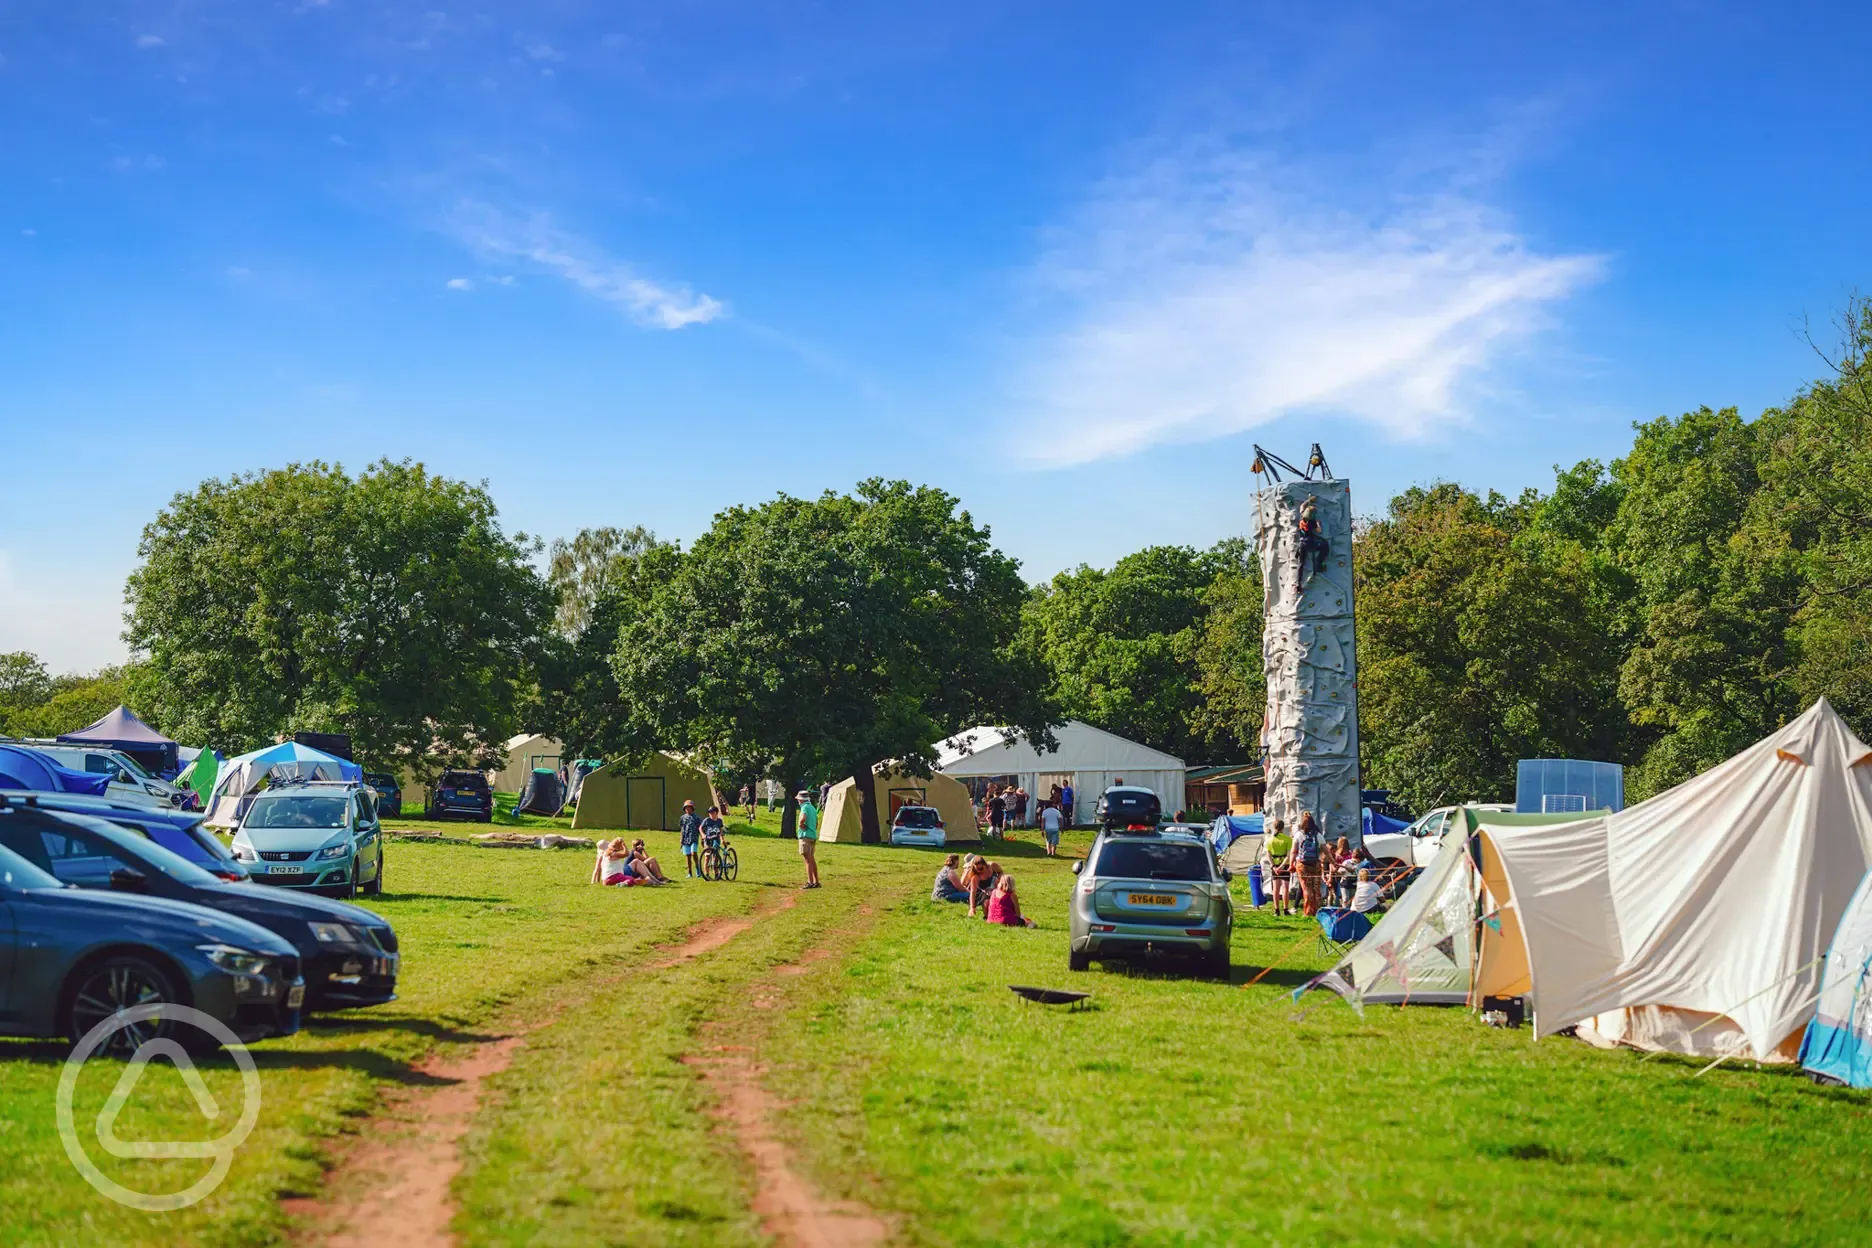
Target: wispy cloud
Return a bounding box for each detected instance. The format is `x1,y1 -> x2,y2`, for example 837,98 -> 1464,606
135,34 -> 165,49
445,276 -> 473,291
446,202 -> 725,329
111,154 -> 165,174
1011,140 -> 1603,467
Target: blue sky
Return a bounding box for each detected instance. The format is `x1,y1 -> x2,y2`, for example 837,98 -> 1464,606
4,1 -> 1870,671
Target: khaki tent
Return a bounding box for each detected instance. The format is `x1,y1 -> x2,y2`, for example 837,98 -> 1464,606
489,734 -> 564,793
1474,699 -> 1872,1060
820,766 -> 978,844
571,754 -> 716,832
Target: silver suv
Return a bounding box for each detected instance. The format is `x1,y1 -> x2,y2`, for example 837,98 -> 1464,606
230,780 -> 385,898
1068,828 -> 1234,977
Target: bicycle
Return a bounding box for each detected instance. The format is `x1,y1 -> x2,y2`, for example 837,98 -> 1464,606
699,836 -> 738,882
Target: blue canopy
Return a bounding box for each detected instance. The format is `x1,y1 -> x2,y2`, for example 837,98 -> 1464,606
1362,807 -> 1410,839
220,740 -> 362,782
0,745 -> 114,797
1211,813 -> 1264,852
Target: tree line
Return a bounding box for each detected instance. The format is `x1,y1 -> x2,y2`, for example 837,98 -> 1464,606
8,300 -> 1865,824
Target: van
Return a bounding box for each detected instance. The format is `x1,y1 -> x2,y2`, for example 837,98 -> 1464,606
24,743 -> 185,810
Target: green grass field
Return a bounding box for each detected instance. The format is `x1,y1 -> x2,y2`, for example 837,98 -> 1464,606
2,825 -> 1867,1247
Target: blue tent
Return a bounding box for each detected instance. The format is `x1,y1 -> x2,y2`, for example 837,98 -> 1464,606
0,744 -> 114,797
56,705 -> 180,776
1210,813 -> 1264,853
1362,807 -> 1410,839
1800,867 -> 1872,1088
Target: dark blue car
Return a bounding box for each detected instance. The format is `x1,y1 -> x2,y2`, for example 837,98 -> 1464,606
0,799 -> 398,1013
3,790 -> 251,881
0,837 -> 303,1051
426,770 -> 493,822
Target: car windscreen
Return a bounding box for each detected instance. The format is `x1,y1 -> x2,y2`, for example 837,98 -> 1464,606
894,807 -> 941,827
439,772 -> 488,790
0,839 -> 62,890
1094,840 -> 1212,882
113,753 -> 154,780
245,795 -> 350,829
144,823 -> 236,867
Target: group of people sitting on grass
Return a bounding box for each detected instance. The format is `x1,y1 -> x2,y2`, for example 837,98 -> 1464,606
930,852 -> 1036,927
591,837 -> 671,886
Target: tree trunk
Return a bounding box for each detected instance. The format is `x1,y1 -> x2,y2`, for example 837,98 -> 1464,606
780,793 -> 799,839
853,766 -> 883,845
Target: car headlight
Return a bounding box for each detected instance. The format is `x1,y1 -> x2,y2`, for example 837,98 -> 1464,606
309,921 -> 363,944
317,841 -> 352,860
231,841 -> 257,862
198,944 -> 272,976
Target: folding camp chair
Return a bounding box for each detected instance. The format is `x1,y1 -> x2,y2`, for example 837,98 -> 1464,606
1316,907 -> 1374,959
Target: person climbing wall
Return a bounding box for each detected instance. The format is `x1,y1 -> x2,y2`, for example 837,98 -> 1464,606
1296,495 -> 1330,591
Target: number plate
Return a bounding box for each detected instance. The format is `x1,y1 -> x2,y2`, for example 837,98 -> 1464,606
269,865 -> 304,875
1127,893 -> 1176,906
287,984 -> 305,1009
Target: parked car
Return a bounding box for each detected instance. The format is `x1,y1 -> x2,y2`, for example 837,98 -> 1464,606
426,770 -> 493,822
0,801 -> 396,1013
363,772 -> 403,819
2,790 -> 250,881
1069,825 -> 1234,977
0,819 -> 303,1049
10,742 -> 186,810
230,780 -> 386,898
1094,785 -> 1163,830
1361,802 -> 1515,880
888,804 -> 947,848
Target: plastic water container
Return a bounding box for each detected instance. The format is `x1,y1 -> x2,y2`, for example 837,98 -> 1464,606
1248,864 -> 1266,908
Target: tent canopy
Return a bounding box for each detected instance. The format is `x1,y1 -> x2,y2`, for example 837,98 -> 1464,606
490,733 -> 564,793
571,753 -> 715,832
1476,699 -> 1872,1060
935,720 -> 1185,822
820,765 -> 978,845
0,744 -> 114,797
204,741 -> 363,828
56,705 -> 179,774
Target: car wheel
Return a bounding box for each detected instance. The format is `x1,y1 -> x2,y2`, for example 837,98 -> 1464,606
1069,949 -> 1090,973
363,854 -> 383,895
64,954 -> 185,1054
1204,945 -> 1231,980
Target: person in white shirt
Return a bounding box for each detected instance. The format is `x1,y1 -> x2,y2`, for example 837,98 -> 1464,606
1040,803 -> 1063,856
1350,868 -> 1382,914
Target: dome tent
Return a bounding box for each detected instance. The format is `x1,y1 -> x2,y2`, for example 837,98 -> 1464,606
204,741 -> 362,829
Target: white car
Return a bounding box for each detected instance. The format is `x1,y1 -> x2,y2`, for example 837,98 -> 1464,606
888,805 -> 947,848
1362,803 -> 1514,876
19,743 -> 184,810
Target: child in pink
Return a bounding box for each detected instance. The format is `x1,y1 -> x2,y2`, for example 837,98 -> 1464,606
986,875 -> 1037,928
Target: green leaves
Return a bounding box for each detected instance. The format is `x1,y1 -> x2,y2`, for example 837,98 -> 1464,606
603,480 -> 1057,820
125,459 -> 550,778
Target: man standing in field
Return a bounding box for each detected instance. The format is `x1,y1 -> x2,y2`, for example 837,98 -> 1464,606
1041,801 -> 1063,856
739,784 -> 753,820
795,788 -> 822,889
1061,780 -> 1074,828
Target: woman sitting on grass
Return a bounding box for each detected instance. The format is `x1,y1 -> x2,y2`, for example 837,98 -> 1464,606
986,874 -> 1037,928
961,855 -> 1001,916
931,853 -> 968,903
592,838 -> 640,886
629,839 -> 671,884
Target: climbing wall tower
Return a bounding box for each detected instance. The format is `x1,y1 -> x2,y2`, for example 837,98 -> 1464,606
1254,475 -> 1361,844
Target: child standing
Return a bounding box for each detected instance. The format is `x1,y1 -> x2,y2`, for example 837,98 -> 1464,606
678,799 -> 703,878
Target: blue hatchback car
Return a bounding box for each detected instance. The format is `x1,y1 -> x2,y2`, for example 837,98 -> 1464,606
0,834 -> 304,1050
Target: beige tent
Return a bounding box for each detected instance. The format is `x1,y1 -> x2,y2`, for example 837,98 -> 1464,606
489,734 -> 564,793
1473,699 -> 1872,1060
820,766 -> 978,844
571,753 -> 716,832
